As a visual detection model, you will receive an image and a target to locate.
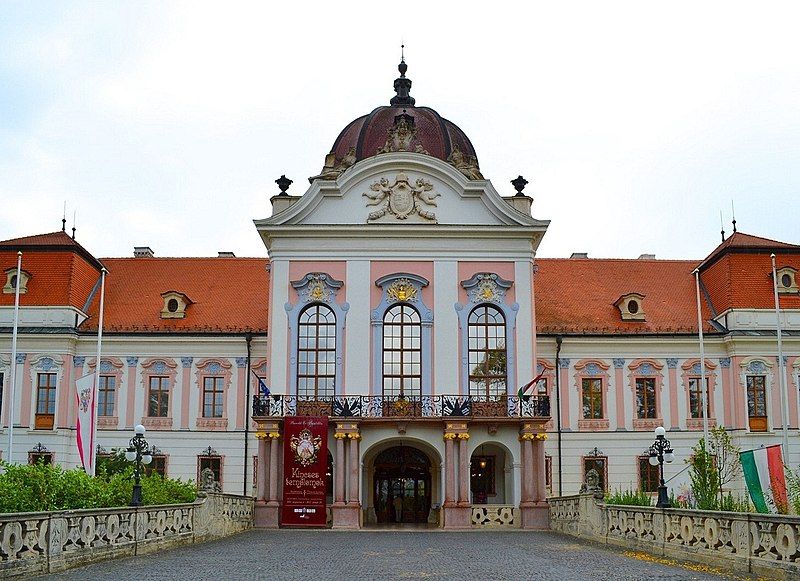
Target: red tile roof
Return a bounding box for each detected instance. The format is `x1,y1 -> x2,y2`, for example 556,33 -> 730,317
81,257 -> 270,334
698,232 -> 800,271
0,230 -> 105,271
534,258 -> 714,335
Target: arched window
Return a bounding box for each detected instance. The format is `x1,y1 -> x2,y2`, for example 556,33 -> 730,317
382,304 -> 421,398
298,304 -> 336,397
468,305 -> 507,398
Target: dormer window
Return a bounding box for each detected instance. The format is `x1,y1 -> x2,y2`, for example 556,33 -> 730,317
615,293 -> 646,321
776,267 -> 798,294
3,268 -> 31,294
160,291 -> 191,319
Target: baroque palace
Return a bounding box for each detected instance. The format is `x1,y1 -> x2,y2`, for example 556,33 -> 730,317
1,59 -> 799,529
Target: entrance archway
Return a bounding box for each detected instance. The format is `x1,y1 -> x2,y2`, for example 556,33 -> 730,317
373,446 -> 431,524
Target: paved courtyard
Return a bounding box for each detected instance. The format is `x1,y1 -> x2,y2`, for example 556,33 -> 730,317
43,530 -> 750,580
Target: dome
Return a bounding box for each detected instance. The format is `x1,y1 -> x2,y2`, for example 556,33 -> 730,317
311,59 -> 482,182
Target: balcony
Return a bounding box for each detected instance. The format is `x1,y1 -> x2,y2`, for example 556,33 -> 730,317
252,394 -> 550,420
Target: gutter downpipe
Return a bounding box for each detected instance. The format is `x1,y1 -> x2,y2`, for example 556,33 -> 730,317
243,333 -> 253,496
555,335 -> 563,496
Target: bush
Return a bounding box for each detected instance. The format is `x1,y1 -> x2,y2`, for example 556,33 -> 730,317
605,488 -> 653,507
0,461 -> 196,514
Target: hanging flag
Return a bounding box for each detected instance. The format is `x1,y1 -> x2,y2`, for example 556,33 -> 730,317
740,445 -> 788,514
517,371 -> 545,400
75,373 -> 97,475
251,370 -> 270,396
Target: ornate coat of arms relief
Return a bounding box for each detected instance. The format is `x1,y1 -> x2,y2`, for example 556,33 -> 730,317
363,172 -> 441,222
376,113 -> 429,155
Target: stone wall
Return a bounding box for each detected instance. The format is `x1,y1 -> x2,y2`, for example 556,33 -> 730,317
549,493 -> 800,579
0,493 -> 253,577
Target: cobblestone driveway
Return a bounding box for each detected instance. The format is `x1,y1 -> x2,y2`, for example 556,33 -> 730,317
43,530 -> 748,580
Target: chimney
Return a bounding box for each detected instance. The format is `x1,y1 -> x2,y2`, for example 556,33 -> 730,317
134,246 -> 154,258
570,252 -> 588,259
638,253 -> 656,260
218,251 -> 236,258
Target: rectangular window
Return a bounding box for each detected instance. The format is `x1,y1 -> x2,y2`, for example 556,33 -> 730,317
638,457 -> 660,493
146,455 -> 167,477
688,377 -> 711,419
746,375 -> 768,432
581,378 -> 603,419
97,375 -> 116,416
198,456 -> 222,487
148,376 -> 170,418
635,377 -> 657,419
28,452 -> 53,465
35,372 -> 56,429
536,377 -> 548,395
582,456 -> 607,492
202,377 -> 224,418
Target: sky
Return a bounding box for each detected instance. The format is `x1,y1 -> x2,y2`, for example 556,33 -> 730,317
1,1 -> 798,260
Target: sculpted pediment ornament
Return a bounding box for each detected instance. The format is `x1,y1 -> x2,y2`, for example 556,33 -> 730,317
447,144 -> 483,180
377,112 -> 429,155
461,273 -> 513,304
290,273 -> 343,304
363,172 -> 440,222
310,146 -> 357,182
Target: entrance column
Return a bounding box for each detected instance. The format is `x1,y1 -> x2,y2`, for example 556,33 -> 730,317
332,422 -> 361,528
254,420 -> 281,528
519,422 -> 548,529
442,422 -> 471,529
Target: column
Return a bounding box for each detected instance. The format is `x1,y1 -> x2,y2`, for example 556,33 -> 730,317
235,358 -> 247,430
268,435 -> 280,504
19,354 -> 31,428
534,438 -> 547,503
559,359 -> 571,429
667,359 -> 680,430
457,435 -> 470,505
56,355 -> 72,429
180,357 -> 192,430
334,434 -> 346,504
256,434 -> 268,501
520,436 -> 531,503
444,435 -> 455,505
125,357 -> 138,428
347,435 -> 360,505
613,359 -> 626,430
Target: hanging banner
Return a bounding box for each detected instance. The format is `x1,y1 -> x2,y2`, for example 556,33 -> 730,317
281,416 -> 329,527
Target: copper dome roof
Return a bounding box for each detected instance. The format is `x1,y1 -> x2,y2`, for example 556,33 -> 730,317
311,59 -> 482,182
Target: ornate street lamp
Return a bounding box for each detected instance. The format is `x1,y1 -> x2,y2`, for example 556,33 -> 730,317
125,424 -> 153,506
648,426 -> 675,508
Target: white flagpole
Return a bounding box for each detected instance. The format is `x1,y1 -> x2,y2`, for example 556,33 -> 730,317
89,268 -> 107,477
693,269 -> 710,448
7,251 -> 22,464
771,254 -> 789,456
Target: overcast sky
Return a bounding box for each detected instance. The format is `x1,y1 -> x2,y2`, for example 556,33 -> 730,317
1,1 -> 798,260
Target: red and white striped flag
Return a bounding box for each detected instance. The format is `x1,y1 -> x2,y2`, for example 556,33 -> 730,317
75,374 -> 97,475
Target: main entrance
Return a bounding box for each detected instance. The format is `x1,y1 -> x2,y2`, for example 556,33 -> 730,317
373,446 -> 431,524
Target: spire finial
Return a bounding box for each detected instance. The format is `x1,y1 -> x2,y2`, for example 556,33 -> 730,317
731,200 -> 737,233
391,48 -> 414,107
62,201 -> 67,232
72,209 -> 76,240
720,210 -> 725,242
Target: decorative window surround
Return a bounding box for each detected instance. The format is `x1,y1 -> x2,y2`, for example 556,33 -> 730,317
455,273 -> 518,396
681,358 -> 718,430
574,359 -> 611,431
195,358 -> 232,430
140,358 -> 177,430
627,358 -> 664,431
740,357 -> 774,433
776,267 -> 798,294
3,267 -> 31,294
285,273 -> 348,396
371,273 -> 432,396
581,454 -> 608,492
160,291 -> 192,319
614,293 -> 646,321
87,357 -> 124,428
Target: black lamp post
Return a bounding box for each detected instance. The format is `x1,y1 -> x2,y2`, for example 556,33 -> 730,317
648,426 -> 675,508
125,424 -> 153,507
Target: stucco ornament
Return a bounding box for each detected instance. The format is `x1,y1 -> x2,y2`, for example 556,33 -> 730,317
466,274 -> 507,304
363,172 -> 440,222
376,113 -> 429,155
447,144 -> 483,180
311,146 -> 357,181
386,278 -> 418,303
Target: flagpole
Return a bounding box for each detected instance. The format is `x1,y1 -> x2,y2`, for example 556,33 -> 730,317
771,254 -> 789,456
693,269 -> 710,448
89,268 -> 107,477
7,251 -> 22,464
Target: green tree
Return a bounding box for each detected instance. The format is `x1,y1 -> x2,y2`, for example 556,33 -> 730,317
707,426 -> 742,506
688,438 -> 720,510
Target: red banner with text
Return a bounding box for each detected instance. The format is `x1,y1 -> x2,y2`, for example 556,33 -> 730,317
281,416 -> 329,527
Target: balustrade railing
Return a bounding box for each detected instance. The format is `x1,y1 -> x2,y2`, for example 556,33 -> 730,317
252,394 -> 550,419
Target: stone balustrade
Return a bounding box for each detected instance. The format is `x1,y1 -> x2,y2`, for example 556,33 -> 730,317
549,493 -> 800,579
0,493 -> 253,577
471,505 -> 518,527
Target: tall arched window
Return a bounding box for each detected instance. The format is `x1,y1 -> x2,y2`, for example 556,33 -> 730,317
468,305 -> 507,398
298,304 -> 336,397
382,304 -> 422,398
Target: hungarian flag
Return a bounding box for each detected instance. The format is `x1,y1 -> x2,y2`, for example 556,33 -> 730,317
740,445 -> 788,514
517,371 -> 545,400
75,374 -> 97,475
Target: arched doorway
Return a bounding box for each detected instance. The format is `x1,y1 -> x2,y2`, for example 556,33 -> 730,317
373,446 -> 431,524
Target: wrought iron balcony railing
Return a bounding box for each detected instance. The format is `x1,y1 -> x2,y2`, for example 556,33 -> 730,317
252,394 -> 550,420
